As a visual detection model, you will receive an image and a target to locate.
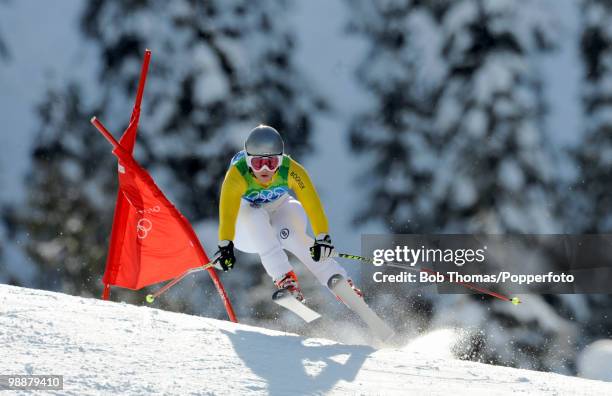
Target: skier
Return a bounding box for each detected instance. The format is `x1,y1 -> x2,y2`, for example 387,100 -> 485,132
213,125 -> 362,302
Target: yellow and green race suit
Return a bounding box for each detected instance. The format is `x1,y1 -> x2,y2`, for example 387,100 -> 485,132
218,150 -> 329,242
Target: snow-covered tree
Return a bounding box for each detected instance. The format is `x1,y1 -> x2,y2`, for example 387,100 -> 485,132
562,0 -> 612,348
0,0 -> 9,60
432,0 -> 560,234
344,0 -> 450,341
347,0 -> 579,373
21,1 -> 325,319
348,0 -> 560,233
23,84 -> 110,295
576,0 -> 612,233
416,0 -> 573,373
0,0 -> 15,284
346,0 -> 445,233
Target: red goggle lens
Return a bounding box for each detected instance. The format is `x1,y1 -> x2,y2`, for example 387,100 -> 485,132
250,156 -> 280,171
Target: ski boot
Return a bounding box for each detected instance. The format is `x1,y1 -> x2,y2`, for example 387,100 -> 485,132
274,271 -> 305,302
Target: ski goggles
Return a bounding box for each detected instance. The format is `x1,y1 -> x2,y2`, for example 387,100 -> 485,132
247,154 -> 282,172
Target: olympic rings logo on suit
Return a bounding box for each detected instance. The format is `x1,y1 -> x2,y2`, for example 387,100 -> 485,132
245,186 -> 288,204
137,218 -> 153,239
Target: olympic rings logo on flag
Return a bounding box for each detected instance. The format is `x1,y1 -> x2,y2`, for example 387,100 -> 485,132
137,218 -> 153,239
137,206 -> 161,215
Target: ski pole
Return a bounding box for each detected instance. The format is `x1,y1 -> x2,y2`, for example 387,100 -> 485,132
334,252 -> 521,305
145,261 -> 216,303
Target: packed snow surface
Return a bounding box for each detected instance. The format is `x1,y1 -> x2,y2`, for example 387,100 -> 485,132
1,284 -> 611,395
578,339 -> 612,382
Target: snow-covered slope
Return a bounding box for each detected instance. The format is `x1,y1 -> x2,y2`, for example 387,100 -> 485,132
1,284 -> 611,396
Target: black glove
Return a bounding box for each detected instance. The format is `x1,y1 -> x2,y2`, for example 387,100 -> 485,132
310,233 -> 334,262
214,240 -> 235,271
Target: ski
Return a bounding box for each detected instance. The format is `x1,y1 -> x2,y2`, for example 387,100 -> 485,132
272,289 -> 321,323
328,274 -> 394,341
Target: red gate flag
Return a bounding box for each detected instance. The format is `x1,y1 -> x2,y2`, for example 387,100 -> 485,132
94,50 -> 236,322
96,119 -> 203,289
100,50 -> 151,296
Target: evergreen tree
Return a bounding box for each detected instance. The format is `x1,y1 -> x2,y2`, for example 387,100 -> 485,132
21,0 -> 325,320
24,84 -> 111,296
347,0 -> 576,372
0,0 -> 11,282
433,0 -> 560,234
0,0 -> 9,60
421,0 -> 572,373
567,0 -> 612,344
577,0 -> 612,233
347,0 -> 445,233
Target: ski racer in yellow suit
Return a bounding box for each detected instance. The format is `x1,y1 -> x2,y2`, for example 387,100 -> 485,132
214,125 -> 362,301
